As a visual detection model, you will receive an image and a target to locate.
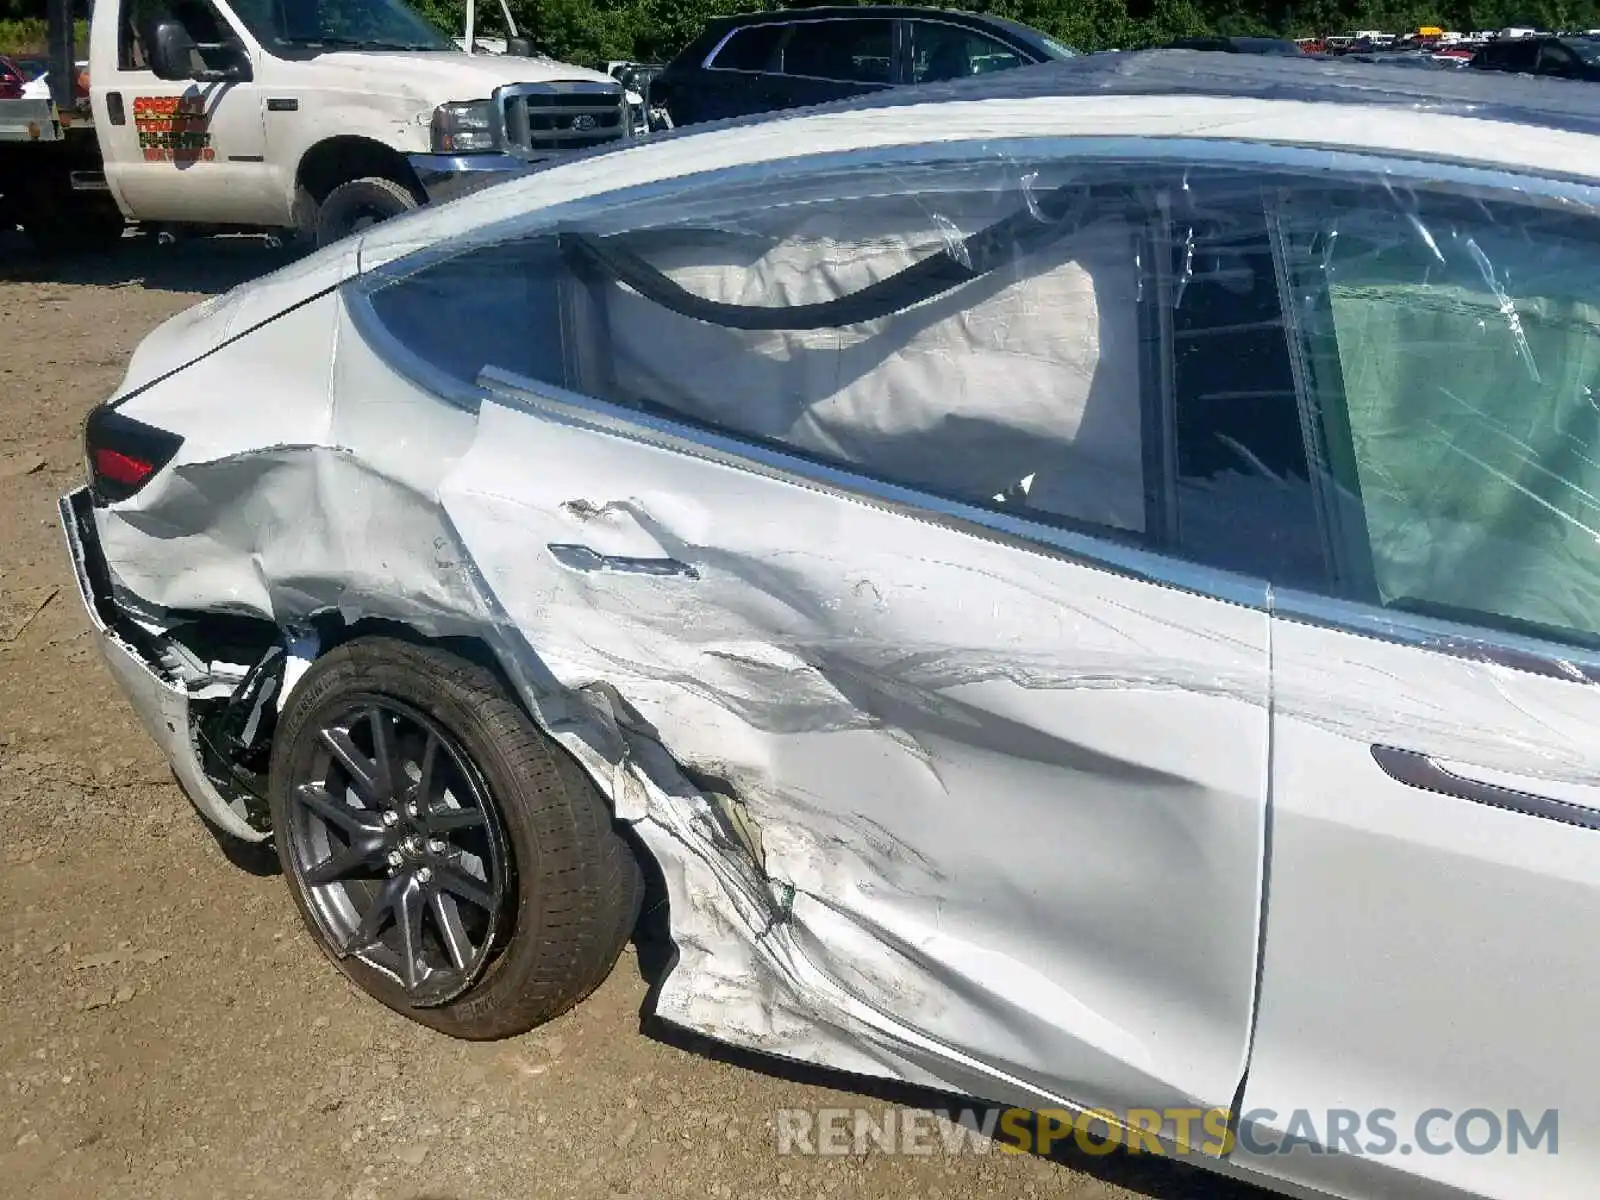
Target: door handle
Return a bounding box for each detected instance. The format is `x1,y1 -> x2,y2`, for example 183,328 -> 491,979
1371,744 -> 1600,832
547,543 -> 699,579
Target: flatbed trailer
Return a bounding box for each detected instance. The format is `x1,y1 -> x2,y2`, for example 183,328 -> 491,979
0,0 -> 124,251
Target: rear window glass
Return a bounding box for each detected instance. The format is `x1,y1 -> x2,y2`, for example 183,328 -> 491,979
358,158 -> 1156,541
708,25 -> 783,72
778,19 -> 894,83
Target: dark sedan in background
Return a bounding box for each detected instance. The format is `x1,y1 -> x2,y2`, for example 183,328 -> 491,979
649,4 -> 1076,127
1469,34 -> 1600,81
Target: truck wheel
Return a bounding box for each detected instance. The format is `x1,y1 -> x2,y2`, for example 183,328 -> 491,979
268,637 -> 644,1039
315,176 -> 420,247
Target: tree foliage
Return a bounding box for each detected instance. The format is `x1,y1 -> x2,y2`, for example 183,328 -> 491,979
9,0 -> 1600,64
406,0 -> 1600,61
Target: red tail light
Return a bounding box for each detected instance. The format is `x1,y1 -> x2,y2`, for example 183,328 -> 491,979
93,447 -> 157,487
84,406 -> 183,504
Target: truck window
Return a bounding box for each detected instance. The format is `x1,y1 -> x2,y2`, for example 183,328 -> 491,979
120,0 -> 237,71
226,0 -> 456,53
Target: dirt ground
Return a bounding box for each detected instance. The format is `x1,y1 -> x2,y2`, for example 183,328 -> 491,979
0,232 -> 1262,1200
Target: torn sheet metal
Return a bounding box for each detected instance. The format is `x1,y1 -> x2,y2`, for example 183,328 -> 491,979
434,386 -> 1270,1115
60,491 -> 265,843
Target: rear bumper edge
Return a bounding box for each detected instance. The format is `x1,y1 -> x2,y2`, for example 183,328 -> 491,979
58,488 -> 270,844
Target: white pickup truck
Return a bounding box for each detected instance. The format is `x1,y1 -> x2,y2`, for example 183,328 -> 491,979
0,0 -> 635,250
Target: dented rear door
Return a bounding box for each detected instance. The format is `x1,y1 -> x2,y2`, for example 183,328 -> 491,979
362,146 -> 1275,1122
436,382 -> 1271,1119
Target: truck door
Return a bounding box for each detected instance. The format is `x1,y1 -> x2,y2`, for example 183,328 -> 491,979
91,0 -> 280,226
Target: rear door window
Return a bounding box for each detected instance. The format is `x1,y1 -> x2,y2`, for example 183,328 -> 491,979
777,19 -> 895,83
356,155 -> 1161,541
354,156 -> 1362,586
907,21 -> 1025,82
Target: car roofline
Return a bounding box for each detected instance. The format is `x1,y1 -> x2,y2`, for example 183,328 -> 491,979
582,48 -> 1600,170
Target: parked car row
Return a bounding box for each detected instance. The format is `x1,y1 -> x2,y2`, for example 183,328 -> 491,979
649,5 -> 1077,127
633,8 -> 1600,136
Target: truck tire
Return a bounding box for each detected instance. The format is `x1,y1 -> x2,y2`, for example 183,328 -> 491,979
315,176 -> 420,248
268,637 -> 644,1039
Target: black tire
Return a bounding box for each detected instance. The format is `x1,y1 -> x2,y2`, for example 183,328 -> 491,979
313,176 -> 420,248
268,637 -> 643,1039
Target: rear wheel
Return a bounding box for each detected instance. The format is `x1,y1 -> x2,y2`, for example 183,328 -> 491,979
268,638 -> 642,1039
313,176 -> 420,248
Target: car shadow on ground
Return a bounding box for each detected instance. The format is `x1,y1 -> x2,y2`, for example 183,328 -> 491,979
0,228 -> 305,293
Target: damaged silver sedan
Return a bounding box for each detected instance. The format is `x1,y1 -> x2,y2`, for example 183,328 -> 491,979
61,51 -> 1600,1200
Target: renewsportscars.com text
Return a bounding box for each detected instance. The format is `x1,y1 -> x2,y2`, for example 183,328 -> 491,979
774,1106 -> 1560,1159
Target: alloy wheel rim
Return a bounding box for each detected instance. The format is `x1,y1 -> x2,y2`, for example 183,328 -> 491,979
286,697 -> 510,1007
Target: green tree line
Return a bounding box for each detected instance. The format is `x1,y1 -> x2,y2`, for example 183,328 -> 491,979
6,0 -> 1598,63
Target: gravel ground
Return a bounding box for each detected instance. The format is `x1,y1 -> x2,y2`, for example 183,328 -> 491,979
0,232 -> 1264,1200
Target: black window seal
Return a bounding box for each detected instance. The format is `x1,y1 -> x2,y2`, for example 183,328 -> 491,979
1138,206 -> 1179,546
1264,187 -> 1367,600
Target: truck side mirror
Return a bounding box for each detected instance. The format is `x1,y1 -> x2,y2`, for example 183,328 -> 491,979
148,19 -> 253,83
148,20 -> 198,81
506,36 -> 535,57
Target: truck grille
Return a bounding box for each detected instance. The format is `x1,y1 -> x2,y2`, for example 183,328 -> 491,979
497,82 -> 627,157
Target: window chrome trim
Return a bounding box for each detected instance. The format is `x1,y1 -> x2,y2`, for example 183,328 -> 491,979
1273,587 -> 1600,686
476,365 -> 1271,611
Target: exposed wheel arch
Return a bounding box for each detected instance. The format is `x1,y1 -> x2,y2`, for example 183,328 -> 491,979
267,634 -> 646,1036
294,135 -> 424,209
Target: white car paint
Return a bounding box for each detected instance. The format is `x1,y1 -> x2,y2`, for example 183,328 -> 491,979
69,72 -> 1600,1200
